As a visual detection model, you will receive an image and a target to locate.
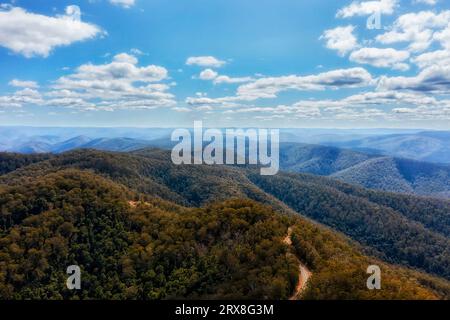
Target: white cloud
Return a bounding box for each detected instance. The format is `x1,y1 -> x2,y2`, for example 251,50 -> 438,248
413,49 -> 450,68
378,64 -> 450,93
49,53 -> 173,109
199,69 -> 218,80
413,0 -> 437,5
186,56 -> 226,68
130,48 -> 144,55
0,5 -> 102,58
54,53 -> 168,92
350,47 -> 410,70
172,107 -> 192,112
109,0 -> 135,8
113,52 -> 139,64
231,90 -> 448,121
0,53 -> 174,111
0,88 -> 43,108
186,68 -> 373,107
337,0 -> 398,18
214,75 -> 254,84
236,68 -> 373,100
434,23 -> 450,48
376,10 -> 450,52
342,90 -> 437,106
198,69 -> 253,84
320,26 -> 358,56
9,79 -> 39,88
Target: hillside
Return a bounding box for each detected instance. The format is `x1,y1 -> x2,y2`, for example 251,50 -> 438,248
249,172 -> 450,279
1,163 -> 449,299
0,153 -> 52,175
5,136 -> 450,199
279,143 -> 450,198
1,149 -> 450,284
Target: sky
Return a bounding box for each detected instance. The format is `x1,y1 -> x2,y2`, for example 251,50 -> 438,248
0,0 -> 450,129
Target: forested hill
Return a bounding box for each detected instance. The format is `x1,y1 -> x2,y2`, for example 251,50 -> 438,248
1,168 -> 448,300
1,149 -> 450,299
4,136 -> 450,198
279,143 -> 450,198
0,153 -> 52,175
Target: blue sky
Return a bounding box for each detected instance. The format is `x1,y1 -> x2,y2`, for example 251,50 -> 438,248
0,0 -> 449,128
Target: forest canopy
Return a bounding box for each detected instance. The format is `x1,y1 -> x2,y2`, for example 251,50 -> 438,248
1,150 -> 449,300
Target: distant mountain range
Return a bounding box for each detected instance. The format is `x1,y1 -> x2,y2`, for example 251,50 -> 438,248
4,135 -> 166,154
1,126 -> 450,199
322,131 -> 450,164
279,143 -> 450,199
2,127 -> 449,163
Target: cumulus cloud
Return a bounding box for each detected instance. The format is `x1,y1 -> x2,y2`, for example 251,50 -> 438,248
109,0 -> 135,8
236,68 -> 373,100
350,47 -> 410,70
342,90 -> 437,106
376,10 -> 450,52
0,53 -> 174,111
54,53 -> 168,92
198,69 -> 253,84
184,66 -> 450,121
186,68 -> 373,107
48,53 -> 174,110
199,69 -> 218,80
378,64 -> 450,93
0,88 -> 43,108
186,56 -> 226,68
9,79 -> 39,89
434,23 -> 450,48
413,49 -> 450,68
337,0 -> 398,18
320,25 -> 358,56
216,89 -> 450,122
0,5 -> 103,58
113,52 -> 139,64
413,0 -> 437,5
276,91 -> 436,113
213,75 -> 254,84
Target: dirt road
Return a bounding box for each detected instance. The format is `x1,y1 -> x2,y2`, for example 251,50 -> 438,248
284,227 -> 312,300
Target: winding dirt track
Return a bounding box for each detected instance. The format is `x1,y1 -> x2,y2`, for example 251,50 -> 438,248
283,227 -> 312,300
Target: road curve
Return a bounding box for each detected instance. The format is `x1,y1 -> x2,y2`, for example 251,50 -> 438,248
284,227 -> 312,300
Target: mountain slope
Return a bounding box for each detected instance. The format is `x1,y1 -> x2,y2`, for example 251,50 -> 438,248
0,166 -> 449,299
249,172 -> 450,279
280,143 -> 376,175
50,135 -> 93,153
1,149 -> 450,283
0,153 -> 52,175
280,143 -> 450,198
80,137 -> 157,152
